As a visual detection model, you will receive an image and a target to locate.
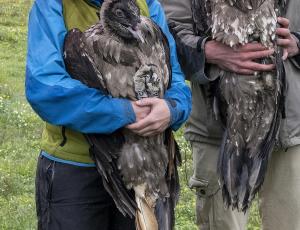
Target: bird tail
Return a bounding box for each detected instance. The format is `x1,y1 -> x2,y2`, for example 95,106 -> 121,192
154,129 -> 181,230
218,129 -> 272,212
134,129 -> 180,230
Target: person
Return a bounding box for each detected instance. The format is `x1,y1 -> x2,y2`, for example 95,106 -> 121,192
25,0 -> 191,229
160,0 -> 300,229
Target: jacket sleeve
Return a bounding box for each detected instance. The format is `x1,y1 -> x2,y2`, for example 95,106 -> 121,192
25,0 -> 135,134
160,0 -> 213,84
291,31 -> 300,68
148,0 -> 192,130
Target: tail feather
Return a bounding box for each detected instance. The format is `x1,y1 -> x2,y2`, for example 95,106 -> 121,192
218,132 -> 273,212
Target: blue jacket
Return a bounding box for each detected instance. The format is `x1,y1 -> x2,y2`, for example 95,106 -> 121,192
26,0 -> 191,134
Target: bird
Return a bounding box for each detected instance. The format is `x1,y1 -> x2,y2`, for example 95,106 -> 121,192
63,0 -> 180,229
192,0 -> 287,211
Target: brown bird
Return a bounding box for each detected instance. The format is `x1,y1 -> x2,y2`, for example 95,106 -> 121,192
192,0 -> 287,211
63,0 -> 180,229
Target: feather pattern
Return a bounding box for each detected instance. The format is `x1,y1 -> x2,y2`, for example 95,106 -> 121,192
192,0 -> 287,211
63,0 -> 179,228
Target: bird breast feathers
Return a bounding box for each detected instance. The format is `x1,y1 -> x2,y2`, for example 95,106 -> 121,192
211,0 -> 277,47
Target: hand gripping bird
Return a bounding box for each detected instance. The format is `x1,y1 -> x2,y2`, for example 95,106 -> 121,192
63,0 -> 180,229
192,0 -> 287,211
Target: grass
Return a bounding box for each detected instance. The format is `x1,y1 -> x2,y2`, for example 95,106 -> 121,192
0,0 -> 261,229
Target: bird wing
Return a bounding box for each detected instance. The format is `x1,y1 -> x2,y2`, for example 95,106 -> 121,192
155,128 -> 181,230
64,24 -> 138,217
86,132 -> 138,217
217,71 -> 283,212
192,0 -> 212,34
275,0 -> 289,15
64,26 -> 107,92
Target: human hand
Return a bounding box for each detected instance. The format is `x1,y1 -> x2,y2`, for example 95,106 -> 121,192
276,17 -> 300,60
131,101 -> 151,122
126,98 -> 171,137
205,40 -> 275,75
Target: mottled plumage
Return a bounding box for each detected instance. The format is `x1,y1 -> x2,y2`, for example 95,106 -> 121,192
192,0 -> 287,211
63,0 -> 180,229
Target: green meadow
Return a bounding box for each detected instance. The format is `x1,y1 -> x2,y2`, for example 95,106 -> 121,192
0,0 -> 260,229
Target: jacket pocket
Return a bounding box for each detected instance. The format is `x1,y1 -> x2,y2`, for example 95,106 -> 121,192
189,142 -> 221,198
189,176 -> 220,198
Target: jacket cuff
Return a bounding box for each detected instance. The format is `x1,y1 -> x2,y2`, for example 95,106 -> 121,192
192,36 -> 219,83
121,99 -> 136,125
291,32 -> 300,68
164,98 -> 180,128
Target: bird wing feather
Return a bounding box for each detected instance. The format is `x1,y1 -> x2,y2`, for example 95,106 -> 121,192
64,24 -> 138,217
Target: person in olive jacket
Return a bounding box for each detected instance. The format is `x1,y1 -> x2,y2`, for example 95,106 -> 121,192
160,0 -> 300,229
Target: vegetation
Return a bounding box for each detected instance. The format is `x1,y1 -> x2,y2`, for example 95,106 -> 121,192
0,0 -> 261,229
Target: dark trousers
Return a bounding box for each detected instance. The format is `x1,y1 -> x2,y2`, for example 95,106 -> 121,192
35,154 -> 135,230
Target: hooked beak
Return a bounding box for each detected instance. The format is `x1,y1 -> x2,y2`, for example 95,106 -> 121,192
128,25 -> 145,43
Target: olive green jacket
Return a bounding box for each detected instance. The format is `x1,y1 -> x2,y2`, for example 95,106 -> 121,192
161,0 -> 300,147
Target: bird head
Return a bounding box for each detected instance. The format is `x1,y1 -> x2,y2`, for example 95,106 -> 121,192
100,0 -> 144,42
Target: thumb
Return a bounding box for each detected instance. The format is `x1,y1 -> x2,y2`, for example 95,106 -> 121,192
282,48 -> 288,60
136,98 -> 157,106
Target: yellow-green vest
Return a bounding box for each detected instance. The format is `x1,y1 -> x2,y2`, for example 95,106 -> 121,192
41,0 -> 150,163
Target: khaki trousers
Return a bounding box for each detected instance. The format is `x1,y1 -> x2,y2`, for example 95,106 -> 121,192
260,145 -> 300,230
189,142 -> 300,230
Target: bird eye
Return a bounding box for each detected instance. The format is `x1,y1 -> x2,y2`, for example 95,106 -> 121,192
115,9 -> 125,18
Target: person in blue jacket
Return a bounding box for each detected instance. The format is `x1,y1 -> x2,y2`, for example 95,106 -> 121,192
25,0 -> 191,229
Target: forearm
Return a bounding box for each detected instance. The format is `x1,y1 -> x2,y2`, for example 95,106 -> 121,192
162,0 -> 211,84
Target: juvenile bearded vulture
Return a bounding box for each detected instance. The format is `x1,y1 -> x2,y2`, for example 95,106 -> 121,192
192,0 -> 287,211
63,0 -> 180,229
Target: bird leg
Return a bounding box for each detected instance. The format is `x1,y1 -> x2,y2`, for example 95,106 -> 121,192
133,65 -> 151,99
133,65 -> 161,100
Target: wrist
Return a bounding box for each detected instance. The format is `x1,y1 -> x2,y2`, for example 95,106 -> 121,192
204,40 -> 225,65
129,101 -> 137,122
291,32 -> 300,56
164,98 -> 177,127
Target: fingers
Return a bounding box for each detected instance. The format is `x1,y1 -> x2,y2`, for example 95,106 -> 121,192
277,38 -> 290,46
237,43 -> 268,52
242,49 -> 274,60
235,69 -> 255,75
242,61 -> 275,71
282,48 -> 288,60
136,98 -> 158,107
132,123 -> 165,136
126,116 -> 164,136
277,17 -> 289,28
127,98 -> 170,136
126,116 -> 152,130
276,28 -> 291,38
131,101 -> 151,122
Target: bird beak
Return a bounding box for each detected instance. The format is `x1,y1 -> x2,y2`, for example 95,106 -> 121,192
128,26 -> 145,43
